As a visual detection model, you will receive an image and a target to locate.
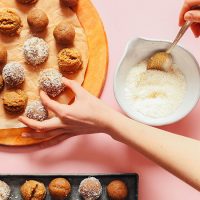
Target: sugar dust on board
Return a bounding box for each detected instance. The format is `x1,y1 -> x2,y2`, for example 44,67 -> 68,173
124,62 -> 186,118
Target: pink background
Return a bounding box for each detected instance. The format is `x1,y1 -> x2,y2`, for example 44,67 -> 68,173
0,0 -> 200,199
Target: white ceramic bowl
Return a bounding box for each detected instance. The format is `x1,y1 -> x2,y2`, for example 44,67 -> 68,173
114,38 -> 200,126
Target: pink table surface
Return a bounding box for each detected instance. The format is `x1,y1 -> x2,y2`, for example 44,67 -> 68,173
0,0 -> 200,199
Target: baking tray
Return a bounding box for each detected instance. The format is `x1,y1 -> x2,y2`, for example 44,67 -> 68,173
0,173 -> 139,200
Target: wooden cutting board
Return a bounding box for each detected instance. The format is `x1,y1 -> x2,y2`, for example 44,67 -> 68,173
0,0 -> 108,146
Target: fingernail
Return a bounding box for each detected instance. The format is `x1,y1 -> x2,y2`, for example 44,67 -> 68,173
22,133 -> 31,137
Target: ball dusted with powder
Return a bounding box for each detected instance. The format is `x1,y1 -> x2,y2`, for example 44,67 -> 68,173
23,37 -> 49,66
2,62 -> 25,88
0,180 -> 11,200
39,68 -> 65,97
78,177 -> 102,200
25,100 -> 48,121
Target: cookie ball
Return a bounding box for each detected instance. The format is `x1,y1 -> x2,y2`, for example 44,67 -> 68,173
61,0 -> 78,7
27,9 -> 49,32
58,48 -> 82,74
2,62 -> 25,88
0,9 -> 22,35
49,178 -> 71,200
23,37 -> 49,66
0,180 -> 11,200
53,21 -> 75,45
107,180 -> 128,200
25,100 -> 48,121
20,180 -> 46,200
0,75 -> 4,92
78,177 -> 102,200
39,68 -> 65,97
0,46 -> 7,66
3,90 -> 28,114
16,0 -> 38,4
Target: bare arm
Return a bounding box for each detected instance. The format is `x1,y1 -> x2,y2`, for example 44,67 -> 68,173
19,78 -> 200,191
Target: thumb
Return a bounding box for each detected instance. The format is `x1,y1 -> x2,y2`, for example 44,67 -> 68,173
184,10 -> 200,23
62,78 -> 87,99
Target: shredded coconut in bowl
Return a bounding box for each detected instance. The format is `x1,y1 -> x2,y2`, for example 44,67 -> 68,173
125,62 -> 186,118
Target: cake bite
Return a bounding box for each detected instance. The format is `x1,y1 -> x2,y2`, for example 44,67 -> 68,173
23,37 -> 49,66
0,46 -> 7,67
58,48 -> 82,74
20,180 -> 46,200
49,178 -> 71,200
0,180 -> 11,200
27,9 -> 49,32
78,177 -> 102,200
53,21 -> 75,45
0,9 -> 22,35
107,180 -> 128,200
25,100 -> 48,121
2,62 -> 25,88
3,90 -> 28,114
16,0 -> 38,4
61,0 -> 78,7
0,75 -> 4,92
39,68 -> 65,97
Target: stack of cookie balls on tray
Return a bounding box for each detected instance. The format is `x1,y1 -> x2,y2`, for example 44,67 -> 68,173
0,177 -> 129,200
0,0 -> 82,122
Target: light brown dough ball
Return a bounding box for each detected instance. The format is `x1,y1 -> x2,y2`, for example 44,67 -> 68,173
27,9 -> 49,32
20,180 -> 46,200
53,21 -> 75,45
16,0 -> 38,5
0,46 -> 7,66
49,178 -> 71,200
61,0 -> 78,7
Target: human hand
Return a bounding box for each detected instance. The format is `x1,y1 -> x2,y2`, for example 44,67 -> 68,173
19,78 -> 117,139
179,0 -> 200,37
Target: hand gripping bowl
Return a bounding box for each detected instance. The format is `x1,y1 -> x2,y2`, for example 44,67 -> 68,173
114,38 -> 200,126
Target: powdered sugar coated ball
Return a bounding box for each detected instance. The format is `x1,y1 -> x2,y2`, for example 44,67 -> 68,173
2,62 -> 25,88
25,100 -> 48,121
0,180 -> 11,200
78,177 -> 102,200
23,37 -> 49,66
39,68 -> 65,97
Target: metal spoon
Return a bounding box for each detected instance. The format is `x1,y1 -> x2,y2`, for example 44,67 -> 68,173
147,20 -> 192,72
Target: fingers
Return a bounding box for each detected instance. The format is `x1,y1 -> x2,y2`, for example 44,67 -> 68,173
19,116 -> 65,132
179,0 -> 200,26
62,78 -> 87,99
21,128 -> 67,139
40,91 -> 68,116
191,22 -> 200,37
185,10 -> 200,22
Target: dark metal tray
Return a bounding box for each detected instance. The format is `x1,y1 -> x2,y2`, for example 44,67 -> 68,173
0,173 -> 139,200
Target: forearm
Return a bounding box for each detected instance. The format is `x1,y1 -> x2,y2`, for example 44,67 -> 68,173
105,110 -> 200,191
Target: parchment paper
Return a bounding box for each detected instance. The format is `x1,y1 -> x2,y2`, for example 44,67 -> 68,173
0,0 -> 89,128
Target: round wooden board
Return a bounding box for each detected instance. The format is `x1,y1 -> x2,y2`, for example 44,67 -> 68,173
0,0 -> 108,146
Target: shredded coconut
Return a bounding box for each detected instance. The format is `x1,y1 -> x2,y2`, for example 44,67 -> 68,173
23,37 -> 49,66
0,180 -> 10,200
78,177 -> 102,200
125,62 -> 186,118
25,100 -> 48,121
2,62 -> 25,88
39,68 -> 65,97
